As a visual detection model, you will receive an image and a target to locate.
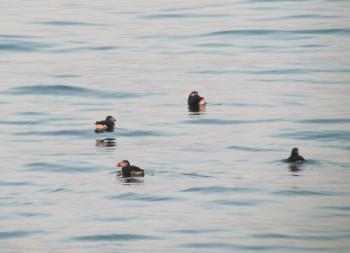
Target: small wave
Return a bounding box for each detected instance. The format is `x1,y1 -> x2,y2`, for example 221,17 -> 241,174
73,233 -> 157,241
227,146 -> 277,152
52,74 -> 80,79
181,173 -> 214,178
140,13 -> 227,20
4,85 -> 147,99
54,46 -> 118,53
324,206 -> 350,211
201,28 -> 350,37
183,118 -> 282,125
182,186 -> 258,194
253,232 -> 350,241
109,193 -> 176,202
0,230 -> 42,239
36,21 -> 104,26
14,129 -> 92,138
118,129 -> 171,137
274,130 -> 350,142
25,162 -> 99,173
0,180 -> 34,187
195,43 -> 231,48
180,242 -> 326,251
0,41 -> 54,53
16,212 -> 49,218
296,118 -> 350,125
212,199 -> 267,206
273,190 -> 334,196
0,120 -> 41,125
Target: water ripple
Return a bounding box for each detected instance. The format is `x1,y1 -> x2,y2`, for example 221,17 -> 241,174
202,28 -> 350,37
108,193 -> 177,202
296,118 -> 350,125
182,186 -> 259,194
183,118 -> 283,125
36,21 -> 105,26
0,230 -> 42,240
3,85 -> 144,98
273,190 -> 336,197
73,233 -> 157,241
274,130 -> 350,142
227,146 -> 277,152
25,162 -> 99,173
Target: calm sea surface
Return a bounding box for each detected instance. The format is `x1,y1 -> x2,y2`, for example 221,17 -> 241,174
1,1 -> 350,252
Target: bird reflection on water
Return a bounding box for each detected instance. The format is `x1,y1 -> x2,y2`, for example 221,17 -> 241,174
116,173 -> 144,185
95,138 -> 116,149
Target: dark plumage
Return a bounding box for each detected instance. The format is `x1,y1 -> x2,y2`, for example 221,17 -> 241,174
95,115 -> 116,133
116,160 -> 144,177
287,147 -> 305,163
188,91 -> 206,112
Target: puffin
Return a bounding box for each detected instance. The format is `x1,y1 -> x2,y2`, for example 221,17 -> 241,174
116,160 -> 144,177
188,91 -> 206,112
286,147 -> 305,163
95,115 -> 116,133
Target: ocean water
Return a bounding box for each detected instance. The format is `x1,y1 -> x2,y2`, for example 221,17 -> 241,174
1,0 -> 350,252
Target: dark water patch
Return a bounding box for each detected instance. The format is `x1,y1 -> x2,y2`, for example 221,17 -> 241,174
182,186 -> 259,194
4,85 -> 148,99
140,13 -> 227,20
274,130 -> 350,142
273,190 -> 335,197
0,40 -> 54,52
39,187 -> 72,193
16,111 -> 49,116
0,230 -> 42,240
14,129 -> 92,138
52,74 -> 80,78
93,216 -> 139,222
227,145 -> 277,152
195,42 -> 231,48
162,2 -> 231,12
228,102 -> 275,108
180,242 -> 271,251
181,242 -> 326,251
0,119 -> 41,125
73,233 -> 157,241
118,129 -> 171,137
296,118 -> 350,125
0,34 -> 39,39
55,45 -> 118,53
187,67 -> 345,75
254,232 -> 350,241
36,21 -> 104,27
201,28 -> 350,38
168,228 -> 225,234
255,14 -> 338,22
183,118 -> 283,125
16,212 -> 49,218
211,199 -> 267,206
324,206 -> 350,211
181,173 -> 214,178
25,162 -> 99,173
109,193 -> 176,202
0,180 -> 34,187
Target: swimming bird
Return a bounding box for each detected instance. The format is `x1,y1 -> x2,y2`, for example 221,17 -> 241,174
116,160 -> 144,177
188,91 -> 206,112
286,147 -> 305,163
95,115 -> 116,133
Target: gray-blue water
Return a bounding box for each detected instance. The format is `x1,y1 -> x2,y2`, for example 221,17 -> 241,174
1,1 -> 350,252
